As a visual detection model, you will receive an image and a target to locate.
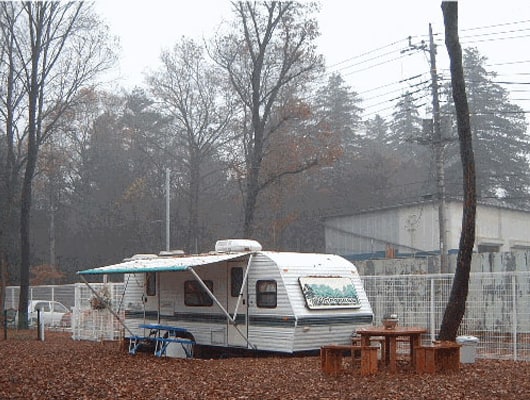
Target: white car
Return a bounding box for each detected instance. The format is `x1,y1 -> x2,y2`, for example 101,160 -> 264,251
26,300 -> 71,327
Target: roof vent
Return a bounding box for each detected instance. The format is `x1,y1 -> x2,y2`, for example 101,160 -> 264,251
159,250 -> 185,257
122,253 -> 159,262
215,239 -> 262,253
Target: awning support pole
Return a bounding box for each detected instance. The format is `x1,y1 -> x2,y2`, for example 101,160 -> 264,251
232,254 -> 253,320
188,267 -> 234,323
80,275 -> 135,337
188,267 -> 257,350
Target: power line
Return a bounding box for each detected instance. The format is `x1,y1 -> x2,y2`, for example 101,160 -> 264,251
326,39 -> 407,70
460,19 -> 530,31
327,19 -> 530,83
314,17 -> 530,122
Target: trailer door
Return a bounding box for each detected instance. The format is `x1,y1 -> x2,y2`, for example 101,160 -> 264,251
227,261 -> 248,347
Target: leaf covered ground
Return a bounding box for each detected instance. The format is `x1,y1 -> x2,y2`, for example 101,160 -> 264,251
0,331 -> 528,399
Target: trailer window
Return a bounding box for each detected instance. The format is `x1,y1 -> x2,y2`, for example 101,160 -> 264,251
231,267 -> 243,297
184,280 -> 214,306
256,280 -> 277,308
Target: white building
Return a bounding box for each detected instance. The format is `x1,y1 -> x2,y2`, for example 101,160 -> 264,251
324,199 -> 530,260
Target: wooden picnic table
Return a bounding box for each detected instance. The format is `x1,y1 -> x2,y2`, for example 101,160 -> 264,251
357,326 -> 427,373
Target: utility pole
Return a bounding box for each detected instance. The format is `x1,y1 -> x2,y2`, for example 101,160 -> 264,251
428,23 -> 449,273
404,26 -> 448,273
165,167 -> 170,252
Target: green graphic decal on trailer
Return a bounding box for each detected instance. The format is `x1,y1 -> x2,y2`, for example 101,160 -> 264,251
299,276 -> 361,309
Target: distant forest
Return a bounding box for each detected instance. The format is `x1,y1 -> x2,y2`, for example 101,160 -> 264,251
1,2 -> 529,284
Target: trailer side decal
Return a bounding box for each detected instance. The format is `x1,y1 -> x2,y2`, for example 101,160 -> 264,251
299,276 -> 361,309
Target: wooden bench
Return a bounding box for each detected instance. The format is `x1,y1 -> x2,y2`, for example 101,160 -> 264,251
415,341 -> 461,374
321,345 -> 378,376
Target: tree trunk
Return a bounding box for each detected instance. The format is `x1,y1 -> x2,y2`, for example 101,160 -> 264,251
243,126 -> 264,239
19,102 -> 39,327
243,175 -> 259,238
0,3 -> 18,322
18,153 -> 36,328
438,1 -> 477,341
18,3 -> 42,329
187,152 -> 201,253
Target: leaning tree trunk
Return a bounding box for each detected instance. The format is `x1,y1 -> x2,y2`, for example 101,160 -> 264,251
438,1 -> 477,341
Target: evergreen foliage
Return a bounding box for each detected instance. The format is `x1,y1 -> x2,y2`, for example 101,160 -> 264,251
442,48 -> 530,204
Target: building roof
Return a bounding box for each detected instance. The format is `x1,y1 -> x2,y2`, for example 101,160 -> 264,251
324,197 -> 530,220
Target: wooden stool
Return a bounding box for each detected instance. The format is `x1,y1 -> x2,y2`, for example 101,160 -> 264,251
321,345 -> 378,376
321,345 -> 343,374
415,341 -> 461,373
358,345 -> 378,376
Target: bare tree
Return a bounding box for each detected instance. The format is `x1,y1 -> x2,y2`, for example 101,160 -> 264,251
0,2 -> 25,324
211,1 -> 324,237
147,38 -> 235,252
0,2 -> 116,328
438,1 -> 476,341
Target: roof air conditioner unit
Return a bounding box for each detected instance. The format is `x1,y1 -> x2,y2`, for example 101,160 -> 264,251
215,239 -> 262,253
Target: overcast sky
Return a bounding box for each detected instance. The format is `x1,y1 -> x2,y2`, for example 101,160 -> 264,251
94,1 -> 530,118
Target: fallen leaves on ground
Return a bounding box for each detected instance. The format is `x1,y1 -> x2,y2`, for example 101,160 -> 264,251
0,331 -> 528,399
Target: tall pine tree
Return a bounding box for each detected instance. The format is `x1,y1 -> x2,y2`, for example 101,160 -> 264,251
390,91 -> 430,162
442,47 -> 530,204
314,72 -> 363,153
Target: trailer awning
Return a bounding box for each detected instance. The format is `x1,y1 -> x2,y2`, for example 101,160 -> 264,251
77,252 -> 252,275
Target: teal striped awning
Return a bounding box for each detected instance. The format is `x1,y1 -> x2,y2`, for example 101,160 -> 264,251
77,252 -> 251,275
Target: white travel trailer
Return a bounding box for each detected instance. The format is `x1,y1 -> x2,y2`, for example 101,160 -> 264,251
77,240 -> 373,354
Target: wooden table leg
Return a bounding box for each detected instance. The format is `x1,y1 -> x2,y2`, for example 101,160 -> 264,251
388,337 -> 397,372
410,334 -> 420,365
361,336 -> 370,347
384,337 -> 390,364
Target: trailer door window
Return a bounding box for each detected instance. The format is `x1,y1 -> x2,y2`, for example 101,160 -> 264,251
184,280 -> 214,306
231,267 -> 243,297
145,272 -> 156,296
256,280 -> 277,308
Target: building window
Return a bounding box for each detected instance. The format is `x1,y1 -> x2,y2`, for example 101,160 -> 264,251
145,272 -> 156,296
231,267 -> 244,297
184,280 -> 213,306
478,244 -> 501,253
256,280 -> 277,308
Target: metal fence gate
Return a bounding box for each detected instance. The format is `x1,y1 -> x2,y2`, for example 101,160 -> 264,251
71,282 -> 125,341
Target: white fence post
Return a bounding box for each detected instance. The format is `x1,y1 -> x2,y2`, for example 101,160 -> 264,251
512,274 -> 517,361
430,278 -> 435,341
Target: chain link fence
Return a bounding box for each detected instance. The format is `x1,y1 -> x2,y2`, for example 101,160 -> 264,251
4,284 -> 76,310
362,271 -> 530,361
